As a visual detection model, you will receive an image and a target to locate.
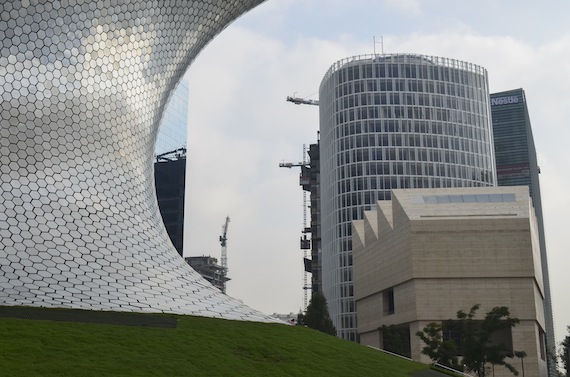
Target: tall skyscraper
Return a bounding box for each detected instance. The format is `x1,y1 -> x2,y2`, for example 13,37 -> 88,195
319,53 -> 497,340
491,89 -> 556,376
154,79 -> 190,256
155,153 -> 186,256
155,79 -> 190,156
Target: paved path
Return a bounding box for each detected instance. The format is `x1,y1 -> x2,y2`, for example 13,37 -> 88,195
413,369 -> 457,376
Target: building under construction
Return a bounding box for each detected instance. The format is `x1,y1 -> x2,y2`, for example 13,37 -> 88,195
184,217 -> 231,293
281,139 -> 322,309
184,256 -> 230,292
303,142 -> 321,295
282,96 -> 322,309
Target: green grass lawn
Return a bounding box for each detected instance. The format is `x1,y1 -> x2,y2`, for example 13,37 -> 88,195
0,311 -> 434,376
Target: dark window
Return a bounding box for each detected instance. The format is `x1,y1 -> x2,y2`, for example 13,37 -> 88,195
539,327 -> 546,361
383,287 -> 395,315
443,321 -> 463,354
381,324 -> 411,358
443,320 -> 514,357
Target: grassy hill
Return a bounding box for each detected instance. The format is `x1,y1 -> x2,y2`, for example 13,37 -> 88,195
0,309 -> 442,376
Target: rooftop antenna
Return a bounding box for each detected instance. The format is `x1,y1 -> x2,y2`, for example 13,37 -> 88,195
373,35 -> 385,56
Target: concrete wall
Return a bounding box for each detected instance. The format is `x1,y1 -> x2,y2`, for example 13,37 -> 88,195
353,187 -> 548,377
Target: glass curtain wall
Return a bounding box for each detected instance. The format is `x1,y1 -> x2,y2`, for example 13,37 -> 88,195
319,54 -> 496,340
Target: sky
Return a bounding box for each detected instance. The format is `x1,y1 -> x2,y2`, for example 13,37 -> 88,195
182,0 -> 570,347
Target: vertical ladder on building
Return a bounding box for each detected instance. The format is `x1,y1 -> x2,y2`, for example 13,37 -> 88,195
279,146 -> 312,312
301,144 -> 309,311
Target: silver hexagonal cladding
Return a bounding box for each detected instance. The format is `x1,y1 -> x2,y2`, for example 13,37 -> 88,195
0,0 -> 276,322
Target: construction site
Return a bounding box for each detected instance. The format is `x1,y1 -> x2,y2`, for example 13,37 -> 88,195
154,95 -> 321,307
279,95 -> 321,311
184,216 -> 231,293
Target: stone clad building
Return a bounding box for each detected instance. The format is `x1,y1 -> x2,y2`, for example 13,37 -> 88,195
353,186 -> 548,377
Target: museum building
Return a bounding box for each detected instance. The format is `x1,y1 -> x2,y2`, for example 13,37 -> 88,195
353,186 -> 548,377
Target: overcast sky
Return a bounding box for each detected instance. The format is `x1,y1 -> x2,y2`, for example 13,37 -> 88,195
182,0 -> 570,345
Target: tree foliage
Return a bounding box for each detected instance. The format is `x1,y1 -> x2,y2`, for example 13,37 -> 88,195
417,304 -> 522,377
299,292 -> 336,336
458,304 -> 520,377
560,326 -> 570,377
415,322 -> 461,370
380,325 -> 411,358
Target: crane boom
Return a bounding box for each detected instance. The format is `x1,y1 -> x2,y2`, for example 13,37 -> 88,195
219,216 -> 230,293
279,161 -> 308,169
286,96 -> 319,106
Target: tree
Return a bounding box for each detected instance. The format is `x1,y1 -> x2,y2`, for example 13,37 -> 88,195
560,326 -> 570,377
415,322 -> 462,370
300,292 -> 336,336
416,304 -> 521,377
296,310 -> 305,326
514,351 -> 527,377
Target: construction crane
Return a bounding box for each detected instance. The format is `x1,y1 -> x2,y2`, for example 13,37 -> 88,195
281,95 -> 319,312
278,161 -> 308,169
286,96 -> 319,106
219,216 -> 230,294
280,145 -> 312,311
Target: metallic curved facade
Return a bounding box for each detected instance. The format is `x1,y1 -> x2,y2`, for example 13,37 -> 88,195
319,54 -> 496,339
0,0 -> 276,322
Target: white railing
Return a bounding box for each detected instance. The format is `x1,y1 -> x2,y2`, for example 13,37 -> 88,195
366,346 -> 474,377
321,53 -> 486,84
434,362 -> 474,377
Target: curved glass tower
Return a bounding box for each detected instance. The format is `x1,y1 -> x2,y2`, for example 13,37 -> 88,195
319,54 -> 497,340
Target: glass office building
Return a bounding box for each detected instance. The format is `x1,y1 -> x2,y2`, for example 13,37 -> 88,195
154,79 -> 190,256
491,89 -> 541,195
319,54 -> 496,340
155,79 -> 190,156
491,89 -> 556,376
155,157 -> 186,256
